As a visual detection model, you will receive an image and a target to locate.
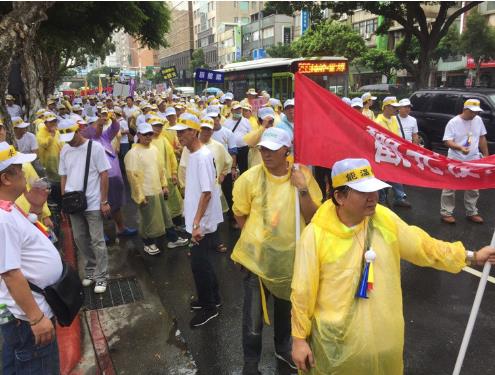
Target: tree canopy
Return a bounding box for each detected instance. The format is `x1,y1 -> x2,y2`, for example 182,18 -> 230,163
266,43 -> 297,58
291,20 -> 366,62
191,48 -> 207,71
460,10 -> 495,85
354,49 -> 401,80
328,1 -> 481,88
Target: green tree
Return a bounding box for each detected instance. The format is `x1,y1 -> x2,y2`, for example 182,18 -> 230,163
328,2 -> 481,88
191,48 -> 207,71
1,1 -> 171,117
266,43 -> 297,58
86,66 -> 120,88
355,49 -> 401,81
460,10 -> 495,86
291,20 -> 366,62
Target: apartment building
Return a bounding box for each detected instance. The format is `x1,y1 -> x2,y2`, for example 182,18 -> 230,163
192,1 -> 253,68
158,1 -> 194,86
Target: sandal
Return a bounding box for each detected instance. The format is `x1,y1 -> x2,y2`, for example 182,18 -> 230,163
216,244 -> 228,253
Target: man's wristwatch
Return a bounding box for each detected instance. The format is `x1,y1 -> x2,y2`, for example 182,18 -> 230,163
193,223 -> 200,230
101,201 -> 109,205
465,250 -> 477,265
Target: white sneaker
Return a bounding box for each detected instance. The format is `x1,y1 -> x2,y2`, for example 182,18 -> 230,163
144,244 -> 161,255
94,281 -> 107,294
167,237 -> 189,249
82,278 -> 94,287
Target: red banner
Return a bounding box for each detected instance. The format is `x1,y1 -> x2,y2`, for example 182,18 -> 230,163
294,73 -> 495,190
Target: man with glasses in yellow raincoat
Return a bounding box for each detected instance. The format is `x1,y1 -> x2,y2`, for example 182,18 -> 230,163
291,158 -> 495,375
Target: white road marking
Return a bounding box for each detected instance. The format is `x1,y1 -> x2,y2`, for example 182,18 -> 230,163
462,266 -> 495,284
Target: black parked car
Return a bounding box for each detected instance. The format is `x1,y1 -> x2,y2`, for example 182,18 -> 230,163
409,88 -> 495,154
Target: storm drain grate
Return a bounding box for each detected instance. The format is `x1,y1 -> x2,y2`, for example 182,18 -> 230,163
84,277 -> 144,310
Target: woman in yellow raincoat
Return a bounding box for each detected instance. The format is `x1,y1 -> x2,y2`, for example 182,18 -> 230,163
231,127 -> 322,374
291,158 -> 495,375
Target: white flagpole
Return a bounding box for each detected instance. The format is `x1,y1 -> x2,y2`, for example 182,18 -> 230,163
452,229 -> 495,375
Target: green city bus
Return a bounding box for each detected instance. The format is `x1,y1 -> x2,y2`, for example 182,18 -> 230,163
217,57 -> 349,102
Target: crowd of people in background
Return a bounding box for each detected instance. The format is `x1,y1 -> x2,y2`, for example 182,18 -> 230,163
1,84 -> 494,375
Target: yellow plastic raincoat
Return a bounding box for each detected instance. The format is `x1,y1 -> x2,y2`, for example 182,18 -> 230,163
363,108 -> 375,121
36,126 -> 61,182
243,122 -> 264,168
124,143 -> 167,205
375,114 -> 400,136
231,164 -> 322,300
15,163 -> 51,220
291,201 -> 466,375
151,134 -> 183,218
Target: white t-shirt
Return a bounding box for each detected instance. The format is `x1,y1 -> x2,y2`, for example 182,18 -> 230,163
16,132 -> 38,153
119,119 -> 129,144
84,104 -> 97,117
123,105 -> 139,120
59,140 -> 111,211
183,146 -> 223,234
397,115 -> 418,142
212,126 -> 236,151
443,115 -> 487,161
0,206 -> 63,320
7,104 -> 22,118
223,117 -> 252,147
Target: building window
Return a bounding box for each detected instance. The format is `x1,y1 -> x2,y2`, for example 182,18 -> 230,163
488,2 -> 495,11
262,26 -> 274,39
352,18 -> 378,37
234,17 -> 239,23
240,1 -> 249,11
233,1 -> 237,7
253,30 -> 259,41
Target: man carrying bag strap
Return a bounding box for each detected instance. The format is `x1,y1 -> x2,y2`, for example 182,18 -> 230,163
58,119 -> 112,294
61,139 -> 92,214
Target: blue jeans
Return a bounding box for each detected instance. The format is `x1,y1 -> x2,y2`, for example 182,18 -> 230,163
379,183 -> 406,203
1,318 -> 60,375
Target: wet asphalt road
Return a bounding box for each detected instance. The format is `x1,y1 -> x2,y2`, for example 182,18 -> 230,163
125,185 -> 495,375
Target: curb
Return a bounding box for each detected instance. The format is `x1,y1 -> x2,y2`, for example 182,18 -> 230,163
58,216 -> 82,375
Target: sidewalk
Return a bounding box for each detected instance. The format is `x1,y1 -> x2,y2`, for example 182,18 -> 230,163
69,219 -> 197,374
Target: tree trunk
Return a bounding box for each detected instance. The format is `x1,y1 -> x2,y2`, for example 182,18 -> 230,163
0,1 -> 54,142
20,32 -> 47,120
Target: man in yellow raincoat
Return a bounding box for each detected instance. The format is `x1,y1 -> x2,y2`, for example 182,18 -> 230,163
232,128 -> 322,374
36,112 -> 62,203
291,158 -> 495,375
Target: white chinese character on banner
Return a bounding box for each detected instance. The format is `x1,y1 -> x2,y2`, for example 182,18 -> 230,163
216,74 -> 222,81
405,150 -> 444,175
447,164 -> 480,179
366,126 -> 411,168
207,72 -> 214,79
199,71 -> 205,79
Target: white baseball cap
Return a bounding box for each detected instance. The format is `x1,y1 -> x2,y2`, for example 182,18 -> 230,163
284,99 -> 295,109
164,107 -> 177,118
398,98 -> 412,107
11,116 -> 30,129
206,105 -> 220,117
361,92 -> 377,102
58,119 -> 79,142
200,116 -> 214,129
137,122 -> 154,134
257,128 -> 291,151
258,107 -> 275,120
342,97 -> 352,106
169,113 -> 201,131
464,98 -> 483,112
0,142 -> 36,172
351,98 -> 364,108
331,158 -> 390,192
225,92 -> 234,100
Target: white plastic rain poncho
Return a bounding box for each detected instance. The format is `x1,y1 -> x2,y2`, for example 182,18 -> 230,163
291,201 -> 467,375
231,163 -> 322,300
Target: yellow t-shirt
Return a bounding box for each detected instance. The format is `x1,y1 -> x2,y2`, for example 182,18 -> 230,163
375,114 -> 400,136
